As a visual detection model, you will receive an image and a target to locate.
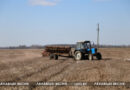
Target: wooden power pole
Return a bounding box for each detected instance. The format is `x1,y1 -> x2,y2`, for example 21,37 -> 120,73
97,23 -> 100,49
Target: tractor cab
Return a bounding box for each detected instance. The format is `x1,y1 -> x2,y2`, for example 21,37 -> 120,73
76,41 -> 96,54
76,41 -> 91,50
74,41 -> 102,60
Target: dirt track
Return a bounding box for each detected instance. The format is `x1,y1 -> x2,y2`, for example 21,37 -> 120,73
0,48 -> 130,90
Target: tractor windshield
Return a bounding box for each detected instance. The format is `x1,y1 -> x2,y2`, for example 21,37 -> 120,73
83,42 -> 91,49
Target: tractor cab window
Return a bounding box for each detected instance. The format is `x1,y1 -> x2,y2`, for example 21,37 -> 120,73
84,42 -> 91,49
76,43 -> 84,49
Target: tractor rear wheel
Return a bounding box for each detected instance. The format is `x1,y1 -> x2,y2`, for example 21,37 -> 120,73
96,52 -> 102,60
74,51 -> 82,60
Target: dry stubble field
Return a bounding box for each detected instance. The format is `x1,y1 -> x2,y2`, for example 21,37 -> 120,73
0,48 -> 130,90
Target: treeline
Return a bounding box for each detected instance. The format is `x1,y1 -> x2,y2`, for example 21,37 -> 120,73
99,45 -> 130,48
0,44 -> 130,49
0,45 -> 45,49
45,44 -> 130,48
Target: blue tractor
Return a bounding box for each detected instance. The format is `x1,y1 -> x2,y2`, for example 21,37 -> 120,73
74,41 -> 102,60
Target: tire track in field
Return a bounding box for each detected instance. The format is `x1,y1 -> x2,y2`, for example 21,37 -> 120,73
74,64 -> 105,81
29,60 -> 76,90
0,57 -> 42,71
0,57 -> 46,81
10,59 -> 66,82
45,60 -> 76,82
52,62 -> 78,90
87,66 -> 105,81
86,66 -> 105,81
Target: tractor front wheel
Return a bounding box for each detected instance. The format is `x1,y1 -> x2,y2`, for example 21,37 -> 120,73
88,54 -> 93,60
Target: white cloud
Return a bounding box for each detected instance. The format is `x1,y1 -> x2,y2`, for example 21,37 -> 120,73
29,0 -> 60,6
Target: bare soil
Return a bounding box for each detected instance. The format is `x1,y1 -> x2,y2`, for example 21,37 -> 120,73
0,48 -> 130,90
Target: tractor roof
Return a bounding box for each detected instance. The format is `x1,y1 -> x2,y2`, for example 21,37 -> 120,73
77,40 -> 90,43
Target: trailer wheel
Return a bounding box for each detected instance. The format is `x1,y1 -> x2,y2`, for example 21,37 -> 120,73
74,51 -> 82,60
54,54 -> 58,60
50,54 -> 54,60
96,52 -> 102,60
88,54 -> 93,61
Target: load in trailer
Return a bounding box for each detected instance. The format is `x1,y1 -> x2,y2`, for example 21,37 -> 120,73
42,41 -> 102,60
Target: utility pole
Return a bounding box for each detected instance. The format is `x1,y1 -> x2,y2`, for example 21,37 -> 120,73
97,23 -> 100,49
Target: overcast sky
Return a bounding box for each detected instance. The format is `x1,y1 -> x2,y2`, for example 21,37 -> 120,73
0,0 -> 130,46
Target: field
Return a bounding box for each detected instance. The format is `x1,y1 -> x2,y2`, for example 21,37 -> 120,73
0,48 -> 130,90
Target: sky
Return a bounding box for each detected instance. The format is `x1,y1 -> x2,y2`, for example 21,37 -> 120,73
0,0 -> 130,46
